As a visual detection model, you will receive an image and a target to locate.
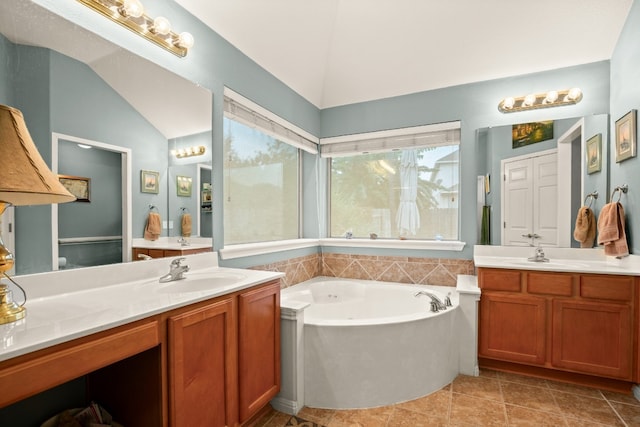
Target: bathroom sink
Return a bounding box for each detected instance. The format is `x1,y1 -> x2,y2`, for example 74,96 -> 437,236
155,272 -> 247,294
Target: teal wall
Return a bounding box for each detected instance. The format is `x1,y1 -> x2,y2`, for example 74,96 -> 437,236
610,0 -> 640,254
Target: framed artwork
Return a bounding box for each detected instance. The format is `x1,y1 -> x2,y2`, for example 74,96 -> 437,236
58,175 -> 90,202
177,175 -> 192,197
141,170 -> 160,194
615,109 -> 637,162
512,120 -> 554,148
586,134 -> 602,174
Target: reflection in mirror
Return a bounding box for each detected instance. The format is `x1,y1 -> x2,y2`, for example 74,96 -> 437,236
477,114 -> 609,248
0,0 -> 212,274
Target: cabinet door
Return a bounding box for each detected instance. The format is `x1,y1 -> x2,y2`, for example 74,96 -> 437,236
168,297 -> 238,427
479,293 -> 546,364
238,281 -> 281,423
552,300 -> 632,380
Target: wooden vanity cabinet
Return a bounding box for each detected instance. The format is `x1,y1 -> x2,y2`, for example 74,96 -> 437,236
478,268 -> 637,384
133,246 -> 212,260
166,279 -> 281,427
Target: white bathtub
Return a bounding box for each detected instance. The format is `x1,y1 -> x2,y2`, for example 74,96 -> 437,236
280,277 -> 461,409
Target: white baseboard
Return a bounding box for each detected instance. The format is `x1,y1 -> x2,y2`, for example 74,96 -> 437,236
270,396 -> 302,416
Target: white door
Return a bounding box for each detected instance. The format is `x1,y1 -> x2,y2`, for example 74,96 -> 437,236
502,150 -> 558,247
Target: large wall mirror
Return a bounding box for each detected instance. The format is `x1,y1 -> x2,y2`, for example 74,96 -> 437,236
476,114 -> 609,248
0,0 -> 212,274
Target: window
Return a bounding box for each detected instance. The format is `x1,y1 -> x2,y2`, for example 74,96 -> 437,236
326,123 -> 460,240
222,91 -> 318,245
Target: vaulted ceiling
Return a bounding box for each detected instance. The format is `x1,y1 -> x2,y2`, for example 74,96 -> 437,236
175,0 -> 633,109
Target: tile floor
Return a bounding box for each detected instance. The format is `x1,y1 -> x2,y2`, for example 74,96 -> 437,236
256,369 -> 640,426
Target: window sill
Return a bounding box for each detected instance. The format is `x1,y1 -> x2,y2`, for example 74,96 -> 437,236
319,238 -> 466,251
219,239 -> 320,260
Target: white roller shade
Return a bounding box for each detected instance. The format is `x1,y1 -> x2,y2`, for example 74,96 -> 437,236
223,90 -> 319,154
320,121 -> 460,157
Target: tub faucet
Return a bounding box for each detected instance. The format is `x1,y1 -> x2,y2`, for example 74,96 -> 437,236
414,291 -> 447,312
159,257 -> 189,283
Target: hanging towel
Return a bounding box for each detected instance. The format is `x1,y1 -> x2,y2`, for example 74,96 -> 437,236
573,206 -> 596,248
144,212 -> 161,241
181,213 -> 192,237
597,202 -> 629,257
480,205 -> 491,245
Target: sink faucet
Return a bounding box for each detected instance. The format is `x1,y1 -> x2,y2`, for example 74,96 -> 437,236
414,290 -> 449,312
527,247 -> 549,263
159,257 -> 190,283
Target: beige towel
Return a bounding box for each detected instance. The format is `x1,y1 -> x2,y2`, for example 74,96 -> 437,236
597,202 -> 629,257
181,213 -> 192,237
144,212 -> 161,241
573,206 -> 596,248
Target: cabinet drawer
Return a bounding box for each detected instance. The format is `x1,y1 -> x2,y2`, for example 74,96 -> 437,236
580,275 -> 633,302
527,272 -> 573,296
479,269 -> 521,292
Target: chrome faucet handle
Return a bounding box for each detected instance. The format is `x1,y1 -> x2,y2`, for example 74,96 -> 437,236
171,257 -> 187,268
430,301 -> 439,313
444,292 -> 452,307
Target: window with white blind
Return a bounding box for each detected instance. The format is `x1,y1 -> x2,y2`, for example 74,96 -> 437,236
223,90 -> 317,245
324,122 -> 461,241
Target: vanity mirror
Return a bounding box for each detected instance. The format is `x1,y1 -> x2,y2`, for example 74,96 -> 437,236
0,0 -> 212,274
477,114 -> 609,248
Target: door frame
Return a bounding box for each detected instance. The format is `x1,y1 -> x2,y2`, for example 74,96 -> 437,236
51,133 -> 132,269
557,118 -> 584,248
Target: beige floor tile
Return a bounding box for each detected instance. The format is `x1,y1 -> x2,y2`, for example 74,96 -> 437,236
478,369 -> 499,379
504,404 -> 567,426
387,407 -> 448,427
545,381 -> 604,399
261,412 -> 294,427
500,381 -> 560,413
452,375 -> 503,402
552,391 -> 624,426
297,407 -> 335,425
496,371 -> 549,388
394,388 -> 451,416
449,393 -> 507,426
325,407 -> 392,427
564,417 -> 614,427
610,401 -> 640,426
602,390 -> 640,407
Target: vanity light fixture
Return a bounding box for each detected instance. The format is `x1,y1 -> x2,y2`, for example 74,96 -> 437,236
0,105 -> 76,325
498,88 -> 583,113
171,145 -> 206,159
76,0 -> 195,57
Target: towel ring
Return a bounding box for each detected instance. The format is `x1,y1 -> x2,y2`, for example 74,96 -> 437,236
180,207 -> 190,213
149,204 -> 159,212
583,191 -> 598,208
611,184 -> 628,203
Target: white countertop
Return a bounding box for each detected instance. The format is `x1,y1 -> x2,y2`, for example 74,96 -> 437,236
0,252 -> 283,362
132,237 -> 213,251
474,245 -> 640,275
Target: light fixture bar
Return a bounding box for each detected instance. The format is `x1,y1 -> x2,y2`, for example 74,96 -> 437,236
77,0 -> 193,57
171,145 -> 206,158
498,88 -> 583,113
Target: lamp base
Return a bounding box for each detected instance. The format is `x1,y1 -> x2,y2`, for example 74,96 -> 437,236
0,284 -> 26,325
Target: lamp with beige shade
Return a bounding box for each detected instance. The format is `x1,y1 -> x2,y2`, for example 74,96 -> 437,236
0,104 -> 76,325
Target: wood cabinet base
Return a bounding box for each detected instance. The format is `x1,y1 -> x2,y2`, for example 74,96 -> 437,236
478,358 -> 635,394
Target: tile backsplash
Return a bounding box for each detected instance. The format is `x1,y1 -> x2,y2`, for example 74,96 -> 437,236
251,252 -> 474,288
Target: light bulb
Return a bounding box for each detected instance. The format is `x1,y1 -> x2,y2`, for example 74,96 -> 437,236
544,90 -> 558,104
502,97 -> 515,109
523,94 -> 536,107
176,32 -> 194,49
151,16 -> 171,35
121,0 -> 144,18
567,87 -> 582,101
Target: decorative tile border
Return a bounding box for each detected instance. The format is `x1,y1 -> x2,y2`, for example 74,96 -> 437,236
251,253 -> 474,288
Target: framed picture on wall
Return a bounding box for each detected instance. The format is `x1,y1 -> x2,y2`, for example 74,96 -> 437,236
177,175 -> 193,197
586,134 -> 602,174
58,175 -> 90,202
141,170 -> 160,194
615,109 -> 637,163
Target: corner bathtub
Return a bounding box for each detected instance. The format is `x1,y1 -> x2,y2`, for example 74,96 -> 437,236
280,277 -> 460,409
